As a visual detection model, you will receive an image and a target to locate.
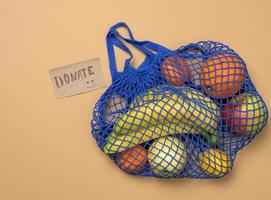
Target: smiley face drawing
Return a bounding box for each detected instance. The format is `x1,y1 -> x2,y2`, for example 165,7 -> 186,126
86,80 -> 96,88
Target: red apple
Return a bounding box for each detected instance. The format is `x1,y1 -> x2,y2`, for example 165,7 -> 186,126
161,55 -> 190,86
222,93 -> 268,136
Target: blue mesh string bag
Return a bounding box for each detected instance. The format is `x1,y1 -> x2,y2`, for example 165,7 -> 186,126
91,22 -> 268,179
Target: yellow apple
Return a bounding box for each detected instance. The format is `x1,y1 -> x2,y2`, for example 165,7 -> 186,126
148,136 -> 188,177
198,149 -> 232,177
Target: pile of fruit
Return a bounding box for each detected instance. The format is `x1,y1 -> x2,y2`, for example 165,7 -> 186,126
92,42 -> 268,178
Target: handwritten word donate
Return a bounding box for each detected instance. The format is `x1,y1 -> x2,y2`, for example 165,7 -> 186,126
54,66 -> 94,89
50,58 -> 105,98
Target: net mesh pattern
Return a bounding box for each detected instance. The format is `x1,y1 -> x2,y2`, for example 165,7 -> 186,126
91,39 -> 268,179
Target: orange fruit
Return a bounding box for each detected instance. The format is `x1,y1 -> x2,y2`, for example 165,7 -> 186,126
161,55 -> 190,85
199,53 -> 245,98
115,145 -> 148,174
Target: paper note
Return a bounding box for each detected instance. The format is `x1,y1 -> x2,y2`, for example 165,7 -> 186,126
50,58 -> 106,99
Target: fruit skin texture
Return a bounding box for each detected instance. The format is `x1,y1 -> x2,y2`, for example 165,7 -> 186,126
198,149 -> 232,177
104,121 -> 200,154
161,55 -> 190,86
222,93 -> 268,136
199,53 -> 245,98
115,145 -> 148,174
148,136 -> 187,177
103,86 -> 220,154
114,86 -> 219,135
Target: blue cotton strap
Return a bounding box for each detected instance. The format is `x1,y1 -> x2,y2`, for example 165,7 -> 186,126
108,25 -> 155,57
106,33 -> 133,81
110,22 -> 170,52
109,23 -> 170,54
108,22 -> 135,40
106,22 -> 170,81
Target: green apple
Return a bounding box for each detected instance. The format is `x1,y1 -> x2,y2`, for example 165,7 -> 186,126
148,136 -> 188,177
222,92 -> 268,135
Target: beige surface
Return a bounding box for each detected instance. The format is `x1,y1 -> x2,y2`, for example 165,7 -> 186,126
1,0 -> 270,200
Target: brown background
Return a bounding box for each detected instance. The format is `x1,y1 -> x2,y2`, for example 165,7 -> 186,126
1,0 -> 270,200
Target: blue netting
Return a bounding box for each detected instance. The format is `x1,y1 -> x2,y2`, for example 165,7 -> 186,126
91,22 -> 268,179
